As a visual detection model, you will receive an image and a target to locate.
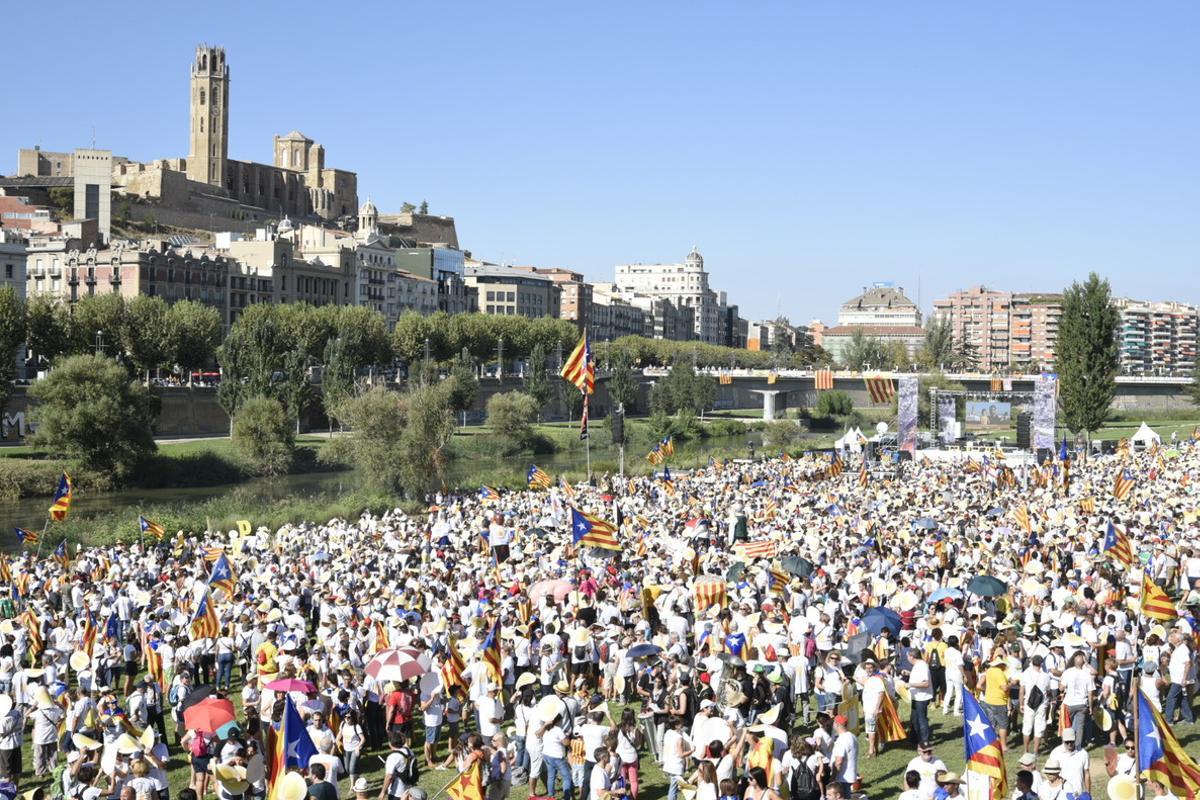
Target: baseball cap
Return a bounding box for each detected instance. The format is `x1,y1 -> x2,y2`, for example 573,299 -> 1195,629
833,715 -> 849,726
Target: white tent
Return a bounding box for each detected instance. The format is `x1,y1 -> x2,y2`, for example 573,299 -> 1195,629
1130,422 -> 1161,447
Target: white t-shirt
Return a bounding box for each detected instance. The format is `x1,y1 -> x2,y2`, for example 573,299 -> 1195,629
861,674 -> 889,716
1060,666 -> 1093,706
909,660 -> 934,702
903,756 -> 947,795
542,726 -> 567,759
831,731 -> 858,785
1020,667 -> 1050,709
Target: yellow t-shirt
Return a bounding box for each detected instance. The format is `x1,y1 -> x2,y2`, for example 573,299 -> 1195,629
256,640 -> 278,684
982,665 -> 1008,706
924,641 -> 948,666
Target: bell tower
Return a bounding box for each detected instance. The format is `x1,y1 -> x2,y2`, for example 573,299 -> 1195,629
187,45 -> 229,187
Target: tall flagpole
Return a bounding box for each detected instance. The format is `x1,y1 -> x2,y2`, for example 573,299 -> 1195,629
583,392 -> 591,481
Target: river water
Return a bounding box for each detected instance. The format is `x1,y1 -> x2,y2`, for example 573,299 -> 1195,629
0,429 -> 804,551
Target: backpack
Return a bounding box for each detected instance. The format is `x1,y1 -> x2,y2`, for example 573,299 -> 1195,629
189,733 -> 209,757
395,747 -> 419,786
929,647 -> 942,670
790,759 -> 820,800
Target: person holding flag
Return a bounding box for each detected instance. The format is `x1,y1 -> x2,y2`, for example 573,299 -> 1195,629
268,695 -> 318,800
962,686 -> 1007,800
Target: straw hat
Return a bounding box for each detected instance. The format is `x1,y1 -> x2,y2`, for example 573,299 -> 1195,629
214,764 -> 249,794
276,771 -> 308,800
72,733 -> 102,751
936,772 -> 962,785
113,733 -> 140,755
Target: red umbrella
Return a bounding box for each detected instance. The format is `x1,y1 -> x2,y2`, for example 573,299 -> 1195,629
365,649 -> 428,682
182,697 -> 236,734
264,678 -> 316,693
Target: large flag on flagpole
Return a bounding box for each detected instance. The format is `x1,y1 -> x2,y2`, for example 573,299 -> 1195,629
560,330 -> 594,395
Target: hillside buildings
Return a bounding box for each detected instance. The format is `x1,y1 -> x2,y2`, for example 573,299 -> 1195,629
613,248 -> 745,345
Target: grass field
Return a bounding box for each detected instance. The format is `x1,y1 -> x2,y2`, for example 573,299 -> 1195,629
21,661 -> 1198,800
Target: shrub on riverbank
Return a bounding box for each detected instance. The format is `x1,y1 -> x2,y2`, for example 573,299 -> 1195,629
232,396 -> 295,476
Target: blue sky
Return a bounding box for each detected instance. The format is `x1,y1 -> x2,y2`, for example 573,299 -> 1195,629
3,1 -> 1197,323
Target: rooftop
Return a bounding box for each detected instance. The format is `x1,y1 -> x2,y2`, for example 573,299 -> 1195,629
841,284 -> 917,310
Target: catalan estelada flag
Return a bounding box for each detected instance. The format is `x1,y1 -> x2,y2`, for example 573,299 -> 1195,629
80,610 -> 98,657
1140,576 -> 1178,621
480,621 -> 502,686
1011,504 -> 1032,534
447,759 -> 485,800
1103,522 -> 1134,567
139,516 -> 165,541
876,683 -> 907,743
189,588 -> 220,639
559,330 -> 594,395
1113,468 -> 1136,502
660,436 -> 675,457
660,467 -> 676,495
479,485 -> 501,502
371,619 -> 390,653
49,473 -> 72,522
963,687 -> 1007,799
692,575 -> 728,612
53,540 -> 69,568
20,608 -> 43,658
208,553 -> 237,599
1138,687 -> 1200,798
527,465 -> 553,490
1079,497 -> 1097,515
571,508 -> 620,551
440,636 -> 468,692
268,695 -> 317,800
646,443 -> 664,465
145,638 -> 166,693
14,528 -> 38,547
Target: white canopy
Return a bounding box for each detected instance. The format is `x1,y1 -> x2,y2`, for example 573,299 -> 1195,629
1131,422 -> 1161,445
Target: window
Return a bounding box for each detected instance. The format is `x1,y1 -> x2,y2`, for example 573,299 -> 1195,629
200,89 -> 206,106
486,291 -> 495,301
507,291 -> 515,302
4,265 -> 11,280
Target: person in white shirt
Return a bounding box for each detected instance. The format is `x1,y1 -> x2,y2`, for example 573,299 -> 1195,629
1059,652 -> 1094,746
1165,633 -> 1194,724
830,715 -> 858,794
1018,655 -> 1051,754
661,716 -> 693,800
1047,728 -> 1090,796
941,637 -> 965,717
903,742 -> 947,796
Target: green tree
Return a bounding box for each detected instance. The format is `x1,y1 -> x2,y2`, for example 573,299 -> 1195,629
445,348 -> 480,422
27,354 -> 157,479
26,295 -> 72,368
232,395 -> 295,476
487,391 -> 540,453
606,348 -> 639,413
886,340 -> 912,371
815,390 -> 854,417
651,360 -> 717,416
763,419 -> 802,451
121,295 -> 170,382
217,304 -> 286,419
392,311 -> 434,365
166,301 -> 222,380
839,328 -> 891,370
921,317 -> 955,369
418,200 -> 429,215
1058,273 -> 1119,446
0,289 -> 26,418
47,187 -> 73,217
952,338 -> 981,372
523,342 -> 553,417
71,293 -> 125,357
332,384 -> 454,496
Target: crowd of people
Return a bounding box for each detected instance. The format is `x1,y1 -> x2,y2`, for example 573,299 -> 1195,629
0,436 -> 1195,800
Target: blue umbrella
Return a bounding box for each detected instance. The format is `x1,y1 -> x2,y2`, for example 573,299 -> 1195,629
929,587 -> 964,603
966,575 -> 1007,597
860,607 -> 902,638
985,507 -> 1004,518
913,517 -> 937,530
627,643 -> 662,660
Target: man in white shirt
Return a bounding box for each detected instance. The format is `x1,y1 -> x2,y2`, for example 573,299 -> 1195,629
903,742 -> 946,797
1165,633 -> 1194,724
908,649 -> 934,747
1047,728 -> 1090,796
830,715 -> 858,795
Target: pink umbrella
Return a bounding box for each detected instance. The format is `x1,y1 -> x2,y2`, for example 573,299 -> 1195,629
365,649 -> 428,682
528,579 -> 572,605
265,678 -> 316,693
